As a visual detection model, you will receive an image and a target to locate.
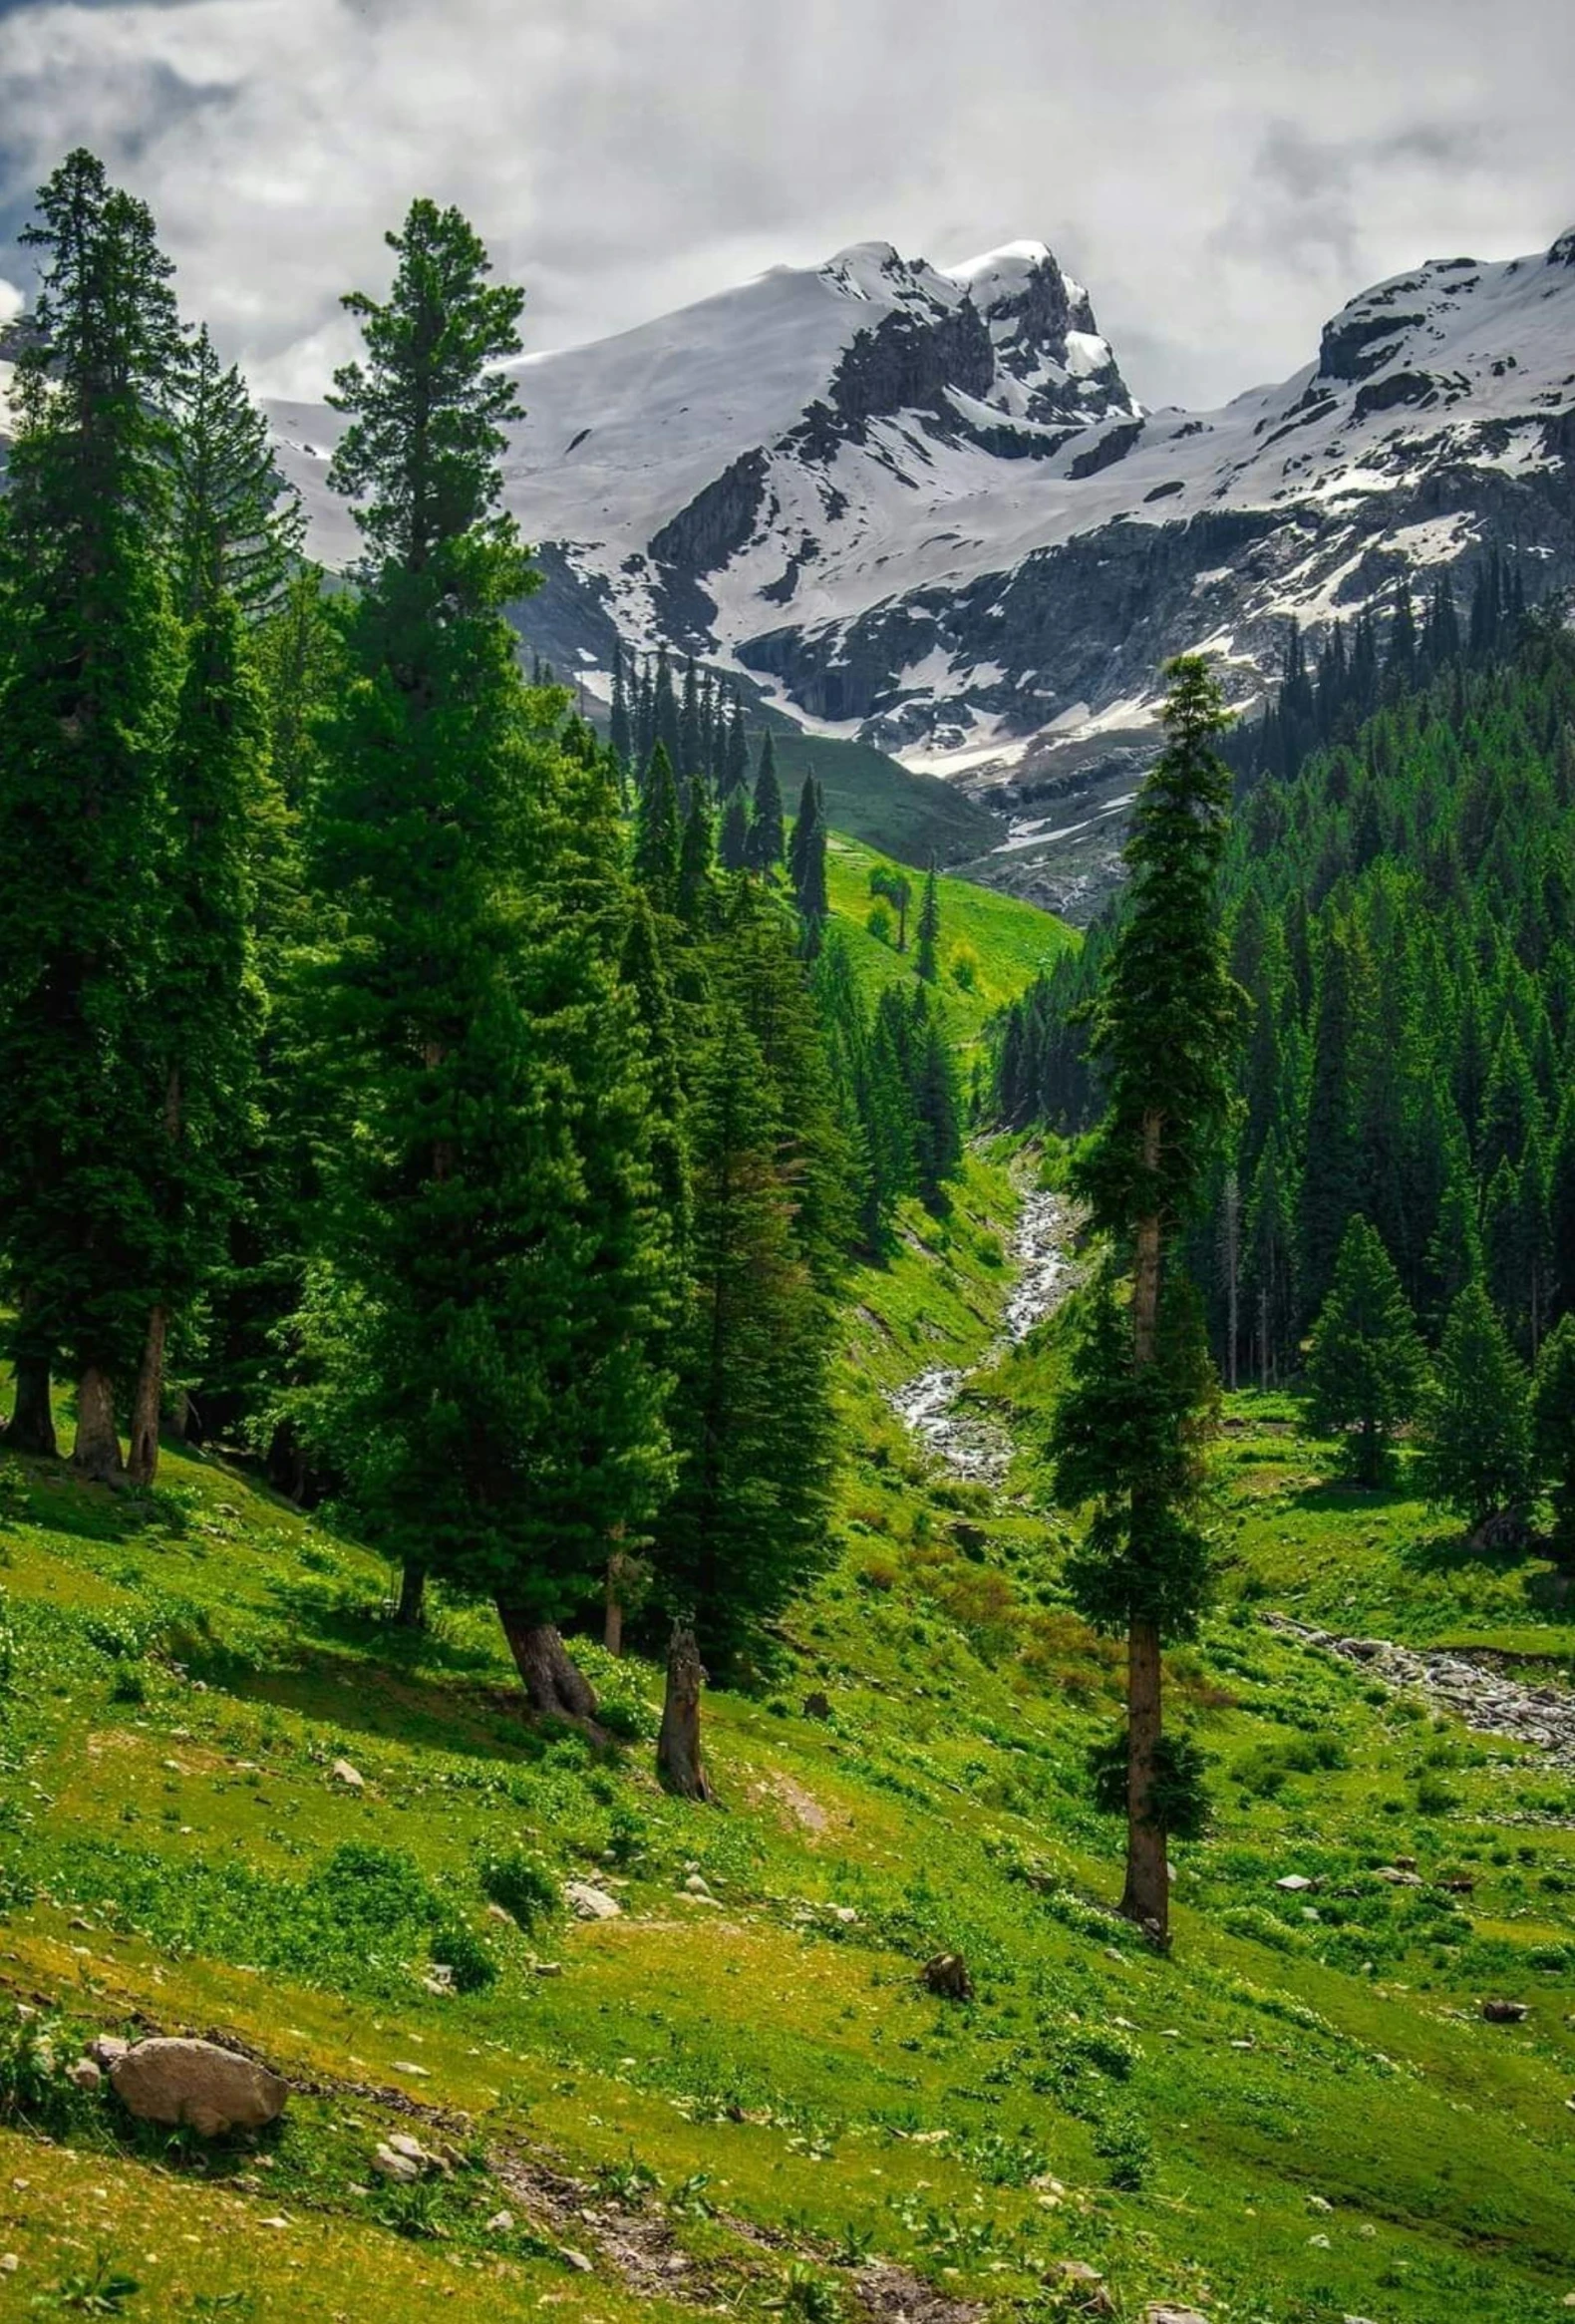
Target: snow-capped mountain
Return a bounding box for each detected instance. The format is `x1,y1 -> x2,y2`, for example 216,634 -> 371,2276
266,225 -> 1575,807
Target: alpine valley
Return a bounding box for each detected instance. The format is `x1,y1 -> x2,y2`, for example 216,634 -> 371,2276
261,224 -> 1575,912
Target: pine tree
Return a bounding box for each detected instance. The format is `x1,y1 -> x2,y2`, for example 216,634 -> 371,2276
651,1006 -> 834,1672
679,656 -> 701,787
719,789 -> 750,872
722,693 -> 749,798
308,198 -> 671,1715
1418,1281 -> 1534,1541
1303,1217 -> 1427,1489
677,788 -> 714,926
914,860 -> 941,983
746,730 -> 785,877
1532,1316 -> 1575,1565
126,597 -> 269,1484
1242,1126 -> 1297,1387
0,150 -> 185,1476
1049,656 -> 1245,1944
911,999 -> 963,1211
634,742 -> 682,907
171,325 -> 303,621
609,640 -> 633,780
789,773 -> 829,931
1299,918 -> 1371,1319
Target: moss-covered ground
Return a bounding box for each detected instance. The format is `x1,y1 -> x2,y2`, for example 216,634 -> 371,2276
0,1150 -> 1572,2321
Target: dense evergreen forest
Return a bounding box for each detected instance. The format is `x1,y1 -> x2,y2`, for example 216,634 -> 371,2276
996,581 -> 1575,1542
0,153 -> 966,1752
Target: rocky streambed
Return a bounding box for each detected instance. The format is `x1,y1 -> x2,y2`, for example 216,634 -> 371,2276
887,1188 -> 1073,1482
1268,1613 -> 1575,1778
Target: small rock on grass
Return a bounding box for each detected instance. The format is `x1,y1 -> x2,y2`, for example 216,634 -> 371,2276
1481,1999 -> 1530,2023
1143,2309 -> 1210,2324
68,2058 -> 103,2091
562,1881 -> 622,1920
331,1759 -> 365,1790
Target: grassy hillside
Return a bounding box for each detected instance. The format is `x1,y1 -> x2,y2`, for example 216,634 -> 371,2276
0,1151 -> 1572,2321
822,831 -> 1078,1053
770,730 -> 1003,872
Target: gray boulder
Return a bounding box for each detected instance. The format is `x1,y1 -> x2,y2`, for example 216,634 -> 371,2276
110,2038 -> 288,2138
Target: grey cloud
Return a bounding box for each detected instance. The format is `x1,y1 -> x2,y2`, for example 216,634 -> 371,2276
0,0 -> 1571,410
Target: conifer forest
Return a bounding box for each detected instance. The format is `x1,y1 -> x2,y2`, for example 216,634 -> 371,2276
0,113 -> 1574,2324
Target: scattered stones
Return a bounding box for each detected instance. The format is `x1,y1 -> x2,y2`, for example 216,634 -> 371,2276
1481,2000 -> 1530,2024
372,2133 -> 448,2182
110,2038 -> 288,2139
389,2060 -> 431,2078
331,1758 -> 365,1790
829,1904 -> 858,1925
1275,1874 -> 1317,1892
1308,2232 -> 1332,2248
486,2208 -> 514,2232
67,2058 -> 103,2092
922,1951 -> 974,2002
371,2143 -> 421,2183
1267,1613 -> 1575,1772
1307,2195 -> 1333,2211
563,1880 -> 622,1920
1374,1866 -> 1423,1887
0,2255 -> 17,2274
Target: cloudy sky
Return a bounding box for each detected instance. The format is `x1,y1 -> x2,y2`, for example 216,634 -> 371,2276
0,0 -> 1570,410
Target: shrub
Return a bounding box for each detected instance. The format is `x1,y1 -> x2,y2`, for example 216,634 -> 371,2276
431,1918 -> 496,1993
476,1844 -> 559,1930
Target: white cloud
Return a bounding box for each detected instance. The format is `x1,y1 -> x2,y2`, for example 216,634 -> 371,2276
0,0 -> 1571,409
0,277 -> 22,325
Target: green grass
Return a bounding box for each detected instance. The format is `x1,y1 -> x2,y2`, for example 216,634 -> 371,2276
771,729 -> 1003,871
0,1163 -> 1572,2321
823,832 -> 1077,1056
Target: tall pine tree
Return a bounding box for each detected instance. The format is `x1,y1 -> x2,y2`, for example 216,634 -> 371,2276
1049,656 -> 1245,1943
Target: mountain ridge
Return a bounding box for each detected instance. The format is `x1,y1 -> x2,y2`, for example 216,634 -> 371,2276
262,222 -> 1575,806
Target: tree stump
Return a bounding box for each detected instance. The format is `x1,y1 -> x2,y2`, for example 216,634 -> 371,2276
657,1621 -> 715,1802
922,1951 -> 973,2001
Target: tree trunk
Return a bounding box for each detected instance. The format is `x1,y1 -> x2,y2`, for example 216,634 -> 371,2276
126,1305 -> 167,1487
656,1620 -> 715,1802
1120,1613 -> 1169,1942
394,1561 -> 428,1629
1123,1130 -> 1169,1944
495,1607 -> 602,1729
604,1559 -> 624,1656
71,1367 -> 125,1486
7,1350 -> 57,1459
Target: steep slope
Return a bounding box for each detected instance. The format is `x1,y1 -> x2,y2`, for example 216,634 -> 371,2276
2,1162 -> 1573,2322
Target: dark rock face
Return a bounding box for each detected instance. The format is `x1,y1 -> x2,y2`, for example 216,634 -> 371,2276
1319,305 -> 1427,383
649,448 -> 770,573
829,301 -> 996,432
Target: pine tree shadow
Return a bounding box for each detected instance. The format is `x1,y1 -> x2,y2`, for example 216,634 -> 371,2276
1290,1479 -> 1414,1514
